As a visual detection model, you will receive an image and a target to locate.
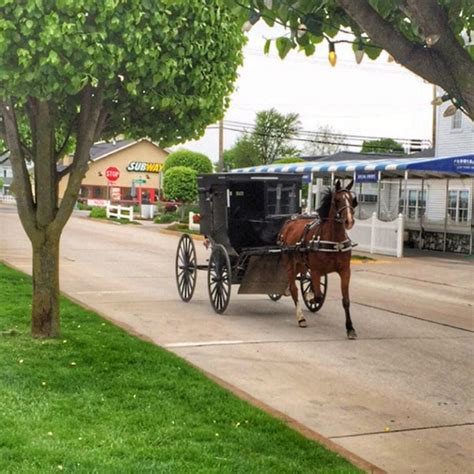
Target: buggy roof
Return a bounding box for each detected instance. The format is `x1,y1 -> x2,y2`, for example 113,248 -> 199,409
197,172 -> 302,189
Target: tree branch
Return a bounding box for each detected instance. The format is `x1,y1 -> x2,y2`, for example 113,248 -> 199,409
53,86 -> 104,233
336,0 -> 474,119
0,99 -> 38,241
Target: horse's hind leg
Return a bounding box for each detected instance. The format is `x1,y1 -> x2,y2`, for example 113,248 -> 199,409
285,258 -> 307,328
310,270 -> 324,306
339,267 -> 357,339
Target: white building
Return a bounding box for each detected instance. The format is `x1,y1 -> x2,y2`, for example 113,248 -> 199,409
0,153 -> 13,195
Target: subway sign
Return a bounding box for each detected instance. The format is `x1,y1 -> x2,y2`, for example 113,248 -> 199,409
127,161 -> 163,173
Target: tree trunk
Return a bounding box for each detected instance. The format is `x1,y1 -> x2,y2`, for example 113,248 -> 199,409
31,232 -> 60,338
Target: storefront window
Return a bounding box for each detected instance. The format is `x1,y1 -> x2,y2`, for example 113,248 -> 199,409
448,190 -> 469,223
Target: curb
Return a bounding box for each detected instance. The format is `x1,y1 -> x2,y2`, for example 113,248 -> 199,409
159,228 -> 205,241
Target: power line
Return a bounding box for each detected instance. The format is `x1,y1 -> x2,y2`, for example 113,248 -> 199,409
216,120 -> 431,147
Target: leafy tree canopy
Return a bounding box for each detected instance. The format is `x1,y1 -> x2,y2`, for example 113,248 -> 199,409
250,108 -> 301,164
231,0 -> 474,119
163,150 -> 213,175
163,166 -> 198,203
361,137 -> 404,154
223,135 -> 260,170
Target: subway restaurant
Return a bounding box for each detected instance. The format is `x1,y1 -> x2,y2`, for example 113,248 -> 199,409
59,139 -> 169,205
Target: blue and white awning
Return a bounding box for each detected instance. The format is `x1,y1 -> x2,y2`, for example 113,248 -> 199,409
231,154 -> 474,177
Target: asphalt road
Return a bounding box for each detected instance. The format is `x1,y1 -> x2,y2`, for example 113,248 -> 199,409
1,205 -> 473,473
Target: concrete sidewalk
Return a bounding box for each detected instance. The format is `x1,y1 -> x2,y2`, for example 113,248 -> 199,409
1,207 -> 473,473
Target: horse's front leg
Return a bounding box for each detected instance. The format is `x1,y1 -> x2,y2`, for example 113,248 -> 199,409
284,258 -> 306,328
309,269 -> 324,306
339,267 -> 357,339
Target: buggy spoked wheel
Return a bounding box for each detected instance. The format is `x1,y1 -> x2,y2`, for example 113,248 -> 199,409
208,244 -> 232,314
300,272 -> 327,313
268,294 -> 282,302
175,234 -> 197,302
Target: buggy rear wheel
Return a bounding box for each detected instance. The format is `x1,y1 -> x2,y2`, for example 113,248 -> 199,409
300,272 -> 327,313
208,244 -> 232,314
268,294 -> 282,302
175,234 -> 197,302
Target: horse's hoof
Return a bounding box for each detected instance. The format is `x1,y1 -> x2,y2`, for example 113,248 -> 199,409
347,329 -> 357,340
298,319 -> 307,328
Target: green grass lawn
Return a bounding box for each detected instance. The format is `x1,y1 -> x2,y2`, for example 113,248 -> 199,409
0,264 -> 360,473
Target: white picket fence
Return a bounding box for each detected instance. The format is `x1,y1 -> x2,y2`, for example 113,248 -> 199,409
0,195 -> 16,204
348,212 -> 404,258
106,204 -> 134,222
189,212 -> 200,232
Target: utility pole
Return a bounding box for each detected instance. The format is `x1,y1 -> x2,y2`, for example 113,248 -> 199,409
218,119 -> 224,171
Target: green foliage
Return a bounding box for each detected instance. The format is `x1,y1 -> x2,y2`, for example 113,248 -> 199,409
89,207 -> 107,219
223,136 -> 260,170
162,150 -> 213,175
274,157 -> 305,164
0,177 -> 4,189
251,109 -> 301,165
0,1 -> 246,147
0,264 -> 360,473
153,213 -> 179,224
361,138 -> 404,154
163,167 -> 198,203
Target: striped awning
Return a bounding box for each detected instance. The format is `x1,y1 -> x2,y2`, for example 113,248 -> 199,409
231,153 -> 474,177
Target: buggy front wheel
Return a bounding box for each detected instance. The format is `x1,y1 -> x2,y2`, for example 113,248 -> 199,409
175,234 -> 197,302
208,244 -> 232,314
300,272 -> 327,313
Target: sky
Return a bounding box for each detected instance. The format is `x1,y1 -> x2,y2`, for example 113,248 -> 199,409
172,22 -> 434,162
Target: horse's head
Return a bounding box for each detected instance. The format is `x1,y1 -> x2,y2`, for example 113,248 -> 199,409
334,180 -> 357,230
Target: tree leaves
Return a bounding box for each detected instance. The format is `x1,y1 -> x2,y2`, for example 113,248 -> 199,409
276,37 -> 293,59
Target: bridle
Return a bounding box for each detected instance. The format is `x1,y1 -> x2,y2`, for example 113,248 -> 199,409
332,189 -> 356,224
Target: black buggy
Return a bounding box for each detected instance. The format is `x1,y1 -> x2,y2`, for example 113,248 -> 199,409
175,173 -> 328,314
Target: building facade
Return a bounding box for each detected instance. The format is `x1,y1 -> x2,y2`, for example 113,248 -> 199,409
0,153 -> 13,195
59,139 -> 169,206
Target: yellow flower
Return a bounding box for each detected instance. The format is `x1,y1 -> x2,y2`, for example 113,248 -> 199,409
70,362 -> 77,367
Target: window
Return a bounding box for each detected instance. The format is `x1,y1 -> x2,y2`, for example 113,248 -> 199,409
448,190 -> 469,223
358,194 -> 377,203
401,190 -> 426,219
451,110 -> 462,129
3,169 -> 6,178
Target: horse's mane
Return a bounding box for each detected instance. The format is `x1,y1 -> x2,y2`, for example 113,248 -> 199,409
317,188 -> 333,219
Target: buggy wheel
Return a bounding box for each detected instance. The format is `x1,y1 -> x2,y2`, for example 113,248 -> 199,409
175,234 -> 197,302
208,244 -> 232,314
300,272 -> 327,313
268,294 -> 282,302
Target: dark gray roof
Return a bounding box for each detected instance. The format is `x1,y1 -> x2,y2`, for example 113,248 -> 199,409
0,152 -> 11,165
301,149 -> 434,162
301,151 -> 406,162
90,139 -> 136,161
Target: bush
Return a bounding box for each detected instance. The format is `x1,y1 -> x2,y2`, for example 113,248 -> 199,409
274,157 -> 305,164
89,207 -> 107,219
163,167 -> 198,204
163,149 -> 213,175
154,213 -> 179,224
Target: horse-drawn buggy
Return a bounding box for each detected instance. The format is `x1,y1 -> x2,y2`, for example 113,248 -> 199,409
175,172 -> 358,338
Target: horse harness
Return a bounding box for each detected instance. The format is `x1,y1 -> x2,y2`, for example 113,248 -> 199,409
279,191 -> 357,253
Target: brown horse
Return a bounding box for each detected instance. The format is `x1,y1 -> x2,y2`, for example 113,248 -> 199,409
278,180 -> 358,339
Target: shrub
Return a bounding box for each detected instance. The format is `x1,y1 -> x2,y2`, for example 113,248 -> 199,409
163,167 -> 198,204
274,157 -> 305,164
89,207 -> 107,219
154,213 -> 179,224
163,149 -> 213,175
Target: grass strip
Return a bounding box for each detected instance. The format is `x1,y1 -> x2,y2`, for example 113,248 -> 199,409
0,264 -> 360,473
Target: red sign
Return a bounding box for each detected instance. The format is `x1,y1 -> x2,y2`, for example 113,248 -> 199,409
105,166 -> 120,182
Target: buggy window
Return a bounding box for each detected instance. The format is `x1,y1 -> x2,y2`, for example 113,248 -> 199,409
267,183 -> 298,215
229,182 -> 265,219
